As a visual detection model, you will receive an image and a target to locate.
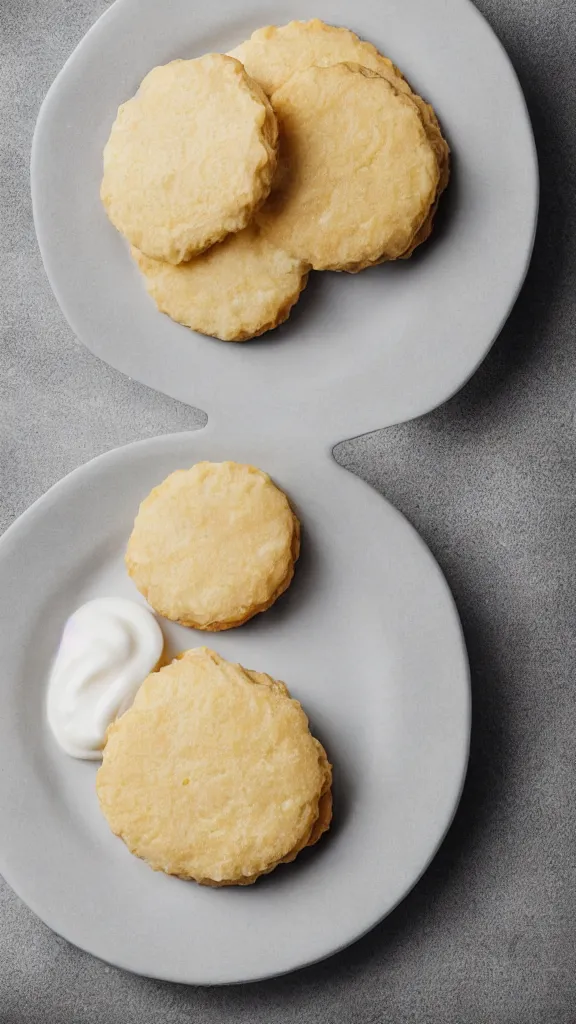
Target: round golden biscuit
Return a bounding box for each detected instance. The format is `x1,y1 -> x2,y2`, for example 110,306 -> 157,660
101,55 -> 278,264
229,19 -> 449,198
256,63 -> 440,272
229,19 -> 399,97
126,461 -> 300,630
96,648 -> 332,885
131,223 -> 309,341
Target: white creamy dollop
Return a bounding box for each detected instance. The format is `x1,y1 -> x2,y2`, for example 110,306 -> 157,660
47,597 -> 163,759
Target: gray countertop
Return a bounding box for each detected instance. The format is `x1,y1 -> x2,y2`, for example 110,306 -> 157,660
1,1 -> 576,1021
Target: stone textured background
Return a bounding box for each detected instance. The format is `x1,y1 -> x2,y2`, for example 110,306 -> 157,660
1,0 -> 575,1020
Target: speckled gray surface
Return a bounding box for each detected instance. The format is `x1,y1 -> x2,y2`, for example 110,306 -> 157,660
1,0 -> 575,1020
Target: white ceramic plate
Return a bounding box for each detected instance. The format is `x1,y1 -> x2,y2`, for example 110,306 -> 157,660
31,0 -> 538,443
0,430 -> 469,983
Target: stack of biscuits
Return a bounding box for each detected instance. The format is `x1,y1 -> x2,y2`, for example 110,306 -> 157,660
101,19 -> 449,342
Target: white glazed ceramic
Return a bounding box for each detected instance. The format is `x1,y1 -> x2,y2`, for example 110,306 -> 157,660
0,429 -> 470,984
8,0 -> 538,983
31,0 -> 538,442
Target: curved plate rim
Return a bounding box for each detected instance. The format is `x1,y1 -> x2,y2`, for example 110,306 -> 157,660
0,431 -> 471,983
30,0 -> 539,443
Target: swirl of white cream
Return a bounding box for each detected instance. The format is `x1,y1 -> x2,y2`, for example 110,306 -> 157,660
47,597 -> 164,759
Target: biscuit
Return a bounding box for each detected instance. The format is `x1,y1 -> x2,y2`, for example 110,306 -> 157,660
126,461 -> 300,630
101,55 -> 277,264
256,63 -> 440,272
131,224 -> 308,341
96,648 -> 332,885
229,19 -> 449,191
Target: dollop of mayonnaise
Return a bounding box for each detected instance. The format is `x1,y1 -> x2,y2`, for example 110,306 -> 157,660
47,597 -> 164,760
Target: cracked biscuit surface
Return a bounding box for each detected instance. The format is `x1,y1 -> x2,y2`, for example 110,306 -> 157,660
126,461 -> 300,630
101,55 -> 277,264
96,648 -> 332,885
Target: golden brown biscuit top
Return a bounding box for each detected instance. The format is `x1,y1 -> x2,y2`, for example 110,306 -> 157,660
131,225 -> 309,342
101,54 -> 277,264
96,648 -> 330,883
230,18 -> 398,96
257,63 -> 440,271
230,19 -> 449,210
125,461 -> 299,628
